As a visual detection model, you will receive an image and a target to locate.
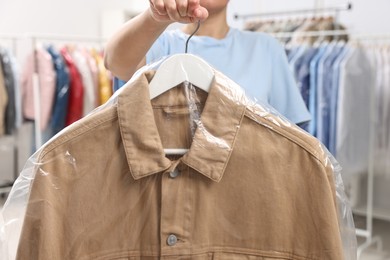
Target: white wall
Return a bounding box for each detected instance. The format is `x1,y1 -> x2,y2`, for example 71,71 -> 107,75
0,0 -> 148,37
1,0 -> 390,38
0,0 -> 99,37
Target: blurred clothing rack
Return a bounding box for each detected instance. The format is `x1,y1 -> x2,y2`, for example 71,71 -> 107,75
0,34 -> 23,40
1,33 -> 108,170
27,33 -> 106,149
0,33 -> 109,198
270,28 -> 389,259
0,34 -> 24,194
353,33 -> 390,41
28,33 -> 107,44
0,34 -> 23,56
270,30 -> 349,39
270,30 -> 390,40
234,2 -> 352,20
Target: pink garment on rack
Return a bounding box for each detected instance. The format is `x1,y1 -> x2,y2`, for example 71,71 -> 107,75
21,48 -> 56,131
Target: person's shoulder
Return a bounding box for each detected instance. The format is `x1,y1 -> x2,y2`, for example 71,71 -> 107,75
161,28 -> 186,40
231,28 -> 282,48
230,28 -> 277,41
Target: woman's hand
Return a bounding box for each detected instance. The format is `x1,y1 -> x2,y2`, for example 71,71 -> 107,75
149,0 -> 209,23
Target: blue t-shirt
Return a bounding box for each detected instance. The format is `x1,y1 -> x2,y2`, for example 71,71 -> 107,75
117,27 -> 311,124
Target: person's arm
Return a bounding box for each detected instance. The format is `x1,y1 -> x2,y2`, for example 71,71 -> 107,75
104,0 -> 208,81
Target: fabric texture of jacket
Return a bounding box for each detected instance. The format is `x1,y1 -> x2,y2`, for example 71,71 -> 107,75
13,70 -> 355,260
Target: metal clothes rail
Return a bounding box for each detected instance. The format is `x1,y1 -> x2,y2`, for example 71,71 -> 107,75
234,2 -> 352,20
0,34 -> 23,56
269,30 -> 390,41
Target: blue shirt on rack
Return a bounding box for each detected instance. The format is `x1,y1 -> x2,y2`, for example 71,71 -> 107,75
46,46 -> 70,136
316,42 -> 336,145
317,43 -> 345,150
295,47 -> 318,110
114,28 -> 311,125
309,43 -> 329,135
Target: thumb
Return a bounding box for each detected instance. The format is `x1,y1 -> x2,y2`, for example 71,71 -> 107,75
189,6 -> 209,21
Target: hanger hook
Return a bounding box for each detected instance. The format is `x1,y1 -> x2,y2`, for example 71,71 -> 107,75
185,20 -> 201,53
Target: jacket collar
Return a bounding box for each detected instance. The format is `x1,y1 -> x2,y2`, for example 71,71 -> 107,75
117,71 -> 246,183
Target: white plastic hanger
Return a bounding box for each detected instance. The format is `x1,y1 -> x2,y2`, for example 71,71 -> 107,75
149,53 -> 214,99
149,21 -> 214,98
149,21 -> 215,155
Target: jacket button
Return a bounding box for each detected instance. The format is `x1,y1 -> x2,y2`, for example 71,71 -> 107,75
167,234 -> 178,246
169,169 -> 179,178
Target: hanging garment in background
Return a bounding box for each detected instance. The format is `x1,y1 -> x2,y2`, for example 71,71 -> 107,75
91,48 -> 112,105
82,48 -> 99,106
308,42 -> 329,135
0,60 -> 8,136
317,41 -> 345,149
382,48 -> 390,174
19,46 -> 111,141
373,48 -> 385,150
21,48 -> 56,131
7,48 -> 22,130
328,46 -> 352,155
291,17 -> 336,44
46,46 -> 70,135
315,41 -> 336,144
379,48 -> 390,153
0,48 -> 17,135
294,47 -> 318,110
245,16 -> 348,44
7,69 -> 355,260
287,45 -> 302,62
284,41 -> 376,179
335,47 -> 374,176
371,46 -> 390,176
70,47 -> 96,116
288,44 -> 308,71
60,47 -> 84,126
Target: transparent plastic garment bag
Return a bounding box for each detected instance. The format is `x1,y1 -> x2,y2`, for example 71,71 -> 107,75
0,54 -> 357,260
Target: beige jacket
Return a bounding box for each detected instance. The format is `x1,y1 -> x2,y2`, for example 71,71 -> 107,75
17,71 -> 344,259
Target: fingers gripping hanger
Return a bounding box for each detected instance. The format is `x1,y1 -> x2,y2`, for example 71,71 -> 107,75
149,21 -> 215,155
